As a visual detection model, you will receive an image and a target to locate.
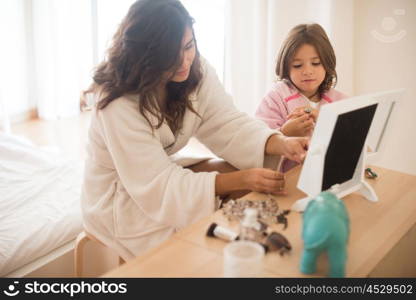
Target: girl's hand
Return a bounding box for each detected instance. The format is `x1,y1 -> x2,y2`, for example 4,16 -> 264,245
281,114 -> 315,137
242,168 -> 286,195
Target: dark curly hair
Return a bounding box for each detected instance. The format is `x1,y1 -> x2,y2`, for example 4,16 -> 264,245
275,23 -> 337,97
86,0 -> 202,135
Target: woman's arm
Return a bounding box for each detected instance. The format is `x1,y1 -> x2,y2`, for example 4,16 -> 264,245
215,168 -> 286,196
97,97 -> 219,229
265,134 -> 309,163
213,132 -> 309,196
187,158 -> 286,196
215,134 -> 308,196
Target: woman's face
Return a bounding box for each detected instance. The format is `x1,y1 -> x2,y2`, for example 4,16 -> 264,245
289,43 -> 326,98
170,26 -> 196,82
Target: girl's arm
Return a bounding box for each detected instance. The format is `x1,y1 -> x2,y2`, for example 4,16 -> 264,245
255,88 -> 287,130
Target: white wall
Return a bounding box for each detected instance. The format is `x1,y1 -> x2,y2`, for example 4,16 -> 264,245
329,0 -> 354,96
354,0 -> 416,175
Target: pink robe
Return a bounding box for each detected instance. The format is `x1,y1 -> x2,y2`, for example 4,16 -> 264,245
256,80 -> 348,172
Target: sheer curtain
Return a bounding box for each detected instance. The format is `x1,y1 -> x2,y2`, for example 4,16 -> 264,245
0,0 -> 94,121
0,0 -> 225,122
1,0 -> 353,121
224,0 -> 354,115
32,0 -> 226,119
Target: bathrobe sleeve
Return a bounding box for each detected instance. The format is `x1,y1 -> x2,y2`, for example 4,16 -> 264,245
96,98 -> 217,230
195,61 -> 280,170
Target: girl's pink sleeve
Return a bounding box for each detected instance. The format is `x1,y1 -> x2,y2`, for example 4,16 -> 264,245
255,89 -> 286,130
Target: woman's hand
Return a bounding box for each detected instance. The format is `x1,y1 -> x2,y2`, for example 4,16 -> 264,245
265,134 -> 309,163
215,168 -> 286,197
281,114 -> 314,137
279,136 -> 309,163
215,134 -> 309,197
242,168 -> 286,195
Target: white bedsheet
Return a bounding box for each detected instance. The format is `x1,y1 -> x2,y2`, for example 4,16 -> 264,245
0,133 -> 83,276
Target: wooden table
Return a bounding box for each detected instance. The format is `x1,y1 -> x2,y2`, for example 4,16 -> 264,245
103,166 -> 416,277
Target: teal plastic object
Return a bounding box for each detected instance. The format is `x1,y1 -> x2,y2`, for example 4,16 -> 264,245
301,191 -> 350,277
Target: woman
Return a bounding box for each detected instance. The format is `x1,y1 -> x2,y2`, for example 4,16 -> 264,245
81,0 -> 308,260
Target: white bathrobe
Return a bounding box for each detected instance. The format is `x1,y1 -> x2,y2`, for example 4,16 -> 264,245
81,59 -> 280,260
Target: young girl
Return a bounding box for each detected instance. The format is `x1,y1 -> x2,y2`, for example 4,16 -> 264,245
81,0 -> 308,261
256,23 -> 347,172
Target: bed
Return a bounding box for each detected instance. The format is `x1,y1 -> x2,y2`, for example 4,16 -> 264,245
0,133 -> 83,277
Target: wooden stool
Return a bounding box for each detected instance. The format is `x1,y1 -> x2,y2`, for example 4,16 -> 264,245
74,231 -> 125,277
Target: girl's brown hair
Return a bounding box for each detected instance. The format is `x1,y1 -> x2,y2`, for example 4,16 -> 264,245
275,23 -> 337,96
86,0 -> 202,135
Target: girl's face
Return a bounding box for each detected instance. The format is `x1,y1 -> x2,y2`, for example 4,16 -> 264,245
170,26 -> 196,83
289,44 -> 326,98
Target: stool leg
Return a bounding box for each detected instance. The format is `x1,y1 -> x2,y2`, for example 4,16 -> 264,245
74,232 -> 90,277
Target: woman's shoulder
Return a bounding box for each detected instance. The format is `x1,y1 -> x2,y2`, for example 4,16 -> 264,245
195,56 -> 223,99
97,94 -> 139,114
199,56 -> 219,84
94,93 -> 149,125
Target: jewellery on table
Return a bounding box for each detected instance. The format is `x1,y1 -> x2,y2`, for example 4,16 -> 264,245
221,197 -> 290,229
365,167 -> 378,179
276,209 -> 290,230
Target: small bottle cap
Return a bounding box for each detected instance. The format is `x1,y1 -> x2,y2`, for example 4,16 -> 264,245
206,223 -> 218,237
